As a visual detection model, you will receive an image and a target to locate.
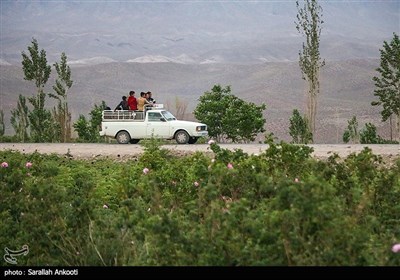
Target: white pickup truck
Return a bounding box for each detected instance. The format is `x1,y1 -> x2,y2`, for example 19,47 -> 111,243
99,104 -> 208,144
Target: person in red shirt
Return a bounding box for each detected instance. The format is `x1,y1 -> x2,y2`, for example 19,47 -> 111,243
127,90 -> 137,110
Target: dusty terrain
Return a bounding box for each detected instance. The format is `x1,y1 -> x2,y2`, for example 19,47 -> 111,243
1,59 -> 393,143
1,143 -> 398,163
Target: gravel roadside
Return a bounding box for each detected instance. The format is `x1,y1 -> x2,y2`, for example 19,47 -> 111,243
0,143 -> 398,161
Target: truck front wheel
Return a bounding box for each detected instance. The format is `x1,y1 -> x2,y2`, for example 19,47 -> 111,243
116,131 -> 130,144
175,130 -> 189,144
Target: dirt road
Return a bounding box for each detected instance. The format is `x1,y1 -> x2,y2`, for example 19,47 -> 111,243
0,143 -> 398,161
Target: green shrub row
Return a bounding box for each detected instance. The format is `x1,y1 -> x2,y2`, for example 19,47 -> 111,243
1,141 -> 399,265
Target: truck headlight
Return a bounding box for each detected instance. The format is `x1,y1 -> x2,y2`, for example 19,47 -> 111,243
196,126 -> 206,131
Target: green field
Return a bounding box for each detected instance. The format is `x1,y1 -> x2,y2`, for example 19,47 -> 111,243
1,140 -> 400,266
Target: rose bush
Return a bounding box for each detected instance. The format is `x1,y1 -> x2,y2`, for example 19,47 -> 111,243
0,141 -> 399,265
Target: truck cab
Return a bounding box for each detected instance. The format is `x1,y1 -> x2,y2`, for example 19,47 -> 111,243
99,104 -> 208,144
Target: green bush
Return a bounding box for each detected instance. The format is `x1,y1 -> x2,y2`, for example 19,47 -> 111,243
1,142 -> 399,266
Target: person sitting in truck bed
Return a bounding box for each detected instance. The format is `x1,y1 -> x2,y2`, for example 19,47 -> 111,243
137,92 -> 151,111
114,96 -> 129,111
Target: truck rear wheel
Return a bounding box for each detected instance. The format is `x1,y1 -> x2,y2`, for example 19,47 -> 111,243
175,130 -> 189,144
116,131 -> 130,144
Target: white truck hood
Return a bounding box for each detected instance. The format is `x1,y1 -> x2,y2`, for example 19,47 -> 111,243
170,120 -> 206,127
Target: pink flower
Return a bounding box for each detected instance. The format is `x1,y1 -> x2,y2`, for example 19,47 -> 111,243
103,204 -> 109,209
227,163 -> 233,169
392,244 -> 400,253
194,181 -> 199,187
143,167 -> 149,174
294,178 -> 299,183
25,162 -> 32,168
1,162 -> 8,168
208,139 -> 215,145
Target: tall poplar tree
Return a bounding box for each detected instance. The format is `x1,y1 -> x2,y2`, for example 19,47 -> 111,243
21,38 -> 52,142
0,110 -> 5,137
295,0 -> 325,141
371,33 -> 400,141
50,52 -> 73,142
10,95 -> 30,142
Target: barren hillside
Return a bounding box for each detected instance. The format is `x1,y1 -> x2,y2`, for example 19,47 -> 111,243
0,59 -> 393,143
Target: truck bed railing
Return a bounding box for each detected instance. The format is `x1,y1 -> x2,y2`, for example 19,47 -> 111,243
101,104 -> 164,122
102,110 -> 144,121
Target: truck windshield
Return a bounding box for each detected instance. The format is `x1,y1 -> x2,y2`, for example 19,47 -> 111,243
161,111 -> 177,121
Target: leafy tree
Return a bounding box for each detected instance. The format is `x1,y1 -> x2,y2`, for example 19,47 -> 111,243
50,52 -> 73,142
0,110 -> 4,137
21,38 -> 53,142
359,122 -> 382,144
73,101 -> 108,142
343,116 -> 359,144
194,85 -> 229,142
359,122 -> 399,144
223,96 -> 266,143
28,93 -> 54,142
194,85 -> 266,143
295,0 -> 325,141
10,95 -> 30,142
289,109 -> 313,144
90,101 -> 108,133
73,115 -> 92,142
371,33 -> 400,141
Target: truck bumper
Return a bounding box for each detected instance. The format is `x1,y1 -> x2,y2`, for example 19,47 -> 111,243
193,131 -> 208,137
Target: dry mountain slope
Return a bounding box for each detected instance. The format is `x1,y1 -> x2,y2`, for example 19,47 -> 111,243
1,1 -> 398,64
0,59 -> 390,143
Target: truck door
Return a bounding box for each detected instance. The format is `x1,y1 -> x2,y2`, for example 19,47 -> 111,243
146,112 -> 171,138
